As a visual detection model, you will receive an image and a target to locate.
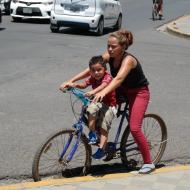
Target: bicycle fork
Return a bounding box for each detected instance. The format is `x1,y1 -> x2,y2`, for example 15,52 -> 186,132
59,123 -> 83,165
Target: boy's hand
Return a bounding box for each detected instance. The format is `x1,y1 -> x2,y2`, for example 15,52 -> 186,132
84,91 -> 94,98
59,81 -> 75,91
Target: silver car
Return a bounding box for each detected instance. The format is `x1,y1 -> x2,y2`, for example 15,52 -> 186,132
50,0 -> 122,35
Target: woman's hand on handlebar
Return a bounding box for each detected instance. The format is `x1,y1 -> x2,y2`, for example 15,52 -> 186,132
93,91 -> 106,103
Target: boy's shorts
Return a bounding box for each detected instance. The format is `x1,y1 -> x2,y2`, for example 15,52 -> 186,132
86,102 -> 117,132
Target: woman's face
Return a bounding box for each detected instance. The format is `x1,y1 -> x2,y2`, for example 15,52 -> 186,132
107,36 -> 123,58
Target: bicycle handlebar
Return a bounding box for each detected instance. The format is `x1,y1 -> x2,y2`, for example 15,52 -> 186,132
63,87 -> 91,106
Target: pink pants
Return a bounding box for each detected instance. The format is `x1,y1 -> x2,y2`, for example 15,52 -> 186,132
126,86 -> 152,164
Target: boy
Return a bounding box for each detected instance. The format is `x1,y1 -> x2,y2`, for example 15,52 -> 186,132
70,55 -> 117,159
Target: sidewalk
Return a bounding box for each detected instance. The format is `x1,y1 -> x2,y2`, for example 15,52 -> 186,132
166,14 -> 190,38
0,165 -> 190,190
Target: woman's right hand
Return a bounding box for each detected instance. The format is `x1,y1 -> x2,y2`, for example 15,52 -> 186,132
59,80 -> 74,91
93,91 -> 106,103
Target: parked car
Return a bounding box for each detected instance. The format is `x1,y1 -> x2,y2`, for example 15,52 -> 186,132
10,0 -> 53,22
1,0 -> 11,15
50,0 -> 122,35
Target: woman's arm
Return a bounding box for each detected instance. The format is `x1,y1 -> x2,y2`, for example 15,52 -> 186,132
93,56 -> 137,102
102,51 -> 110,62
59,68 -> 90,91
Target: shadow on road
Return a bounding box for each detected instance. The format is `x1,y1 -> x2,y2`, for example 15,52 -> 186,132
58,27 -> 116,37
62,163 -> 166,179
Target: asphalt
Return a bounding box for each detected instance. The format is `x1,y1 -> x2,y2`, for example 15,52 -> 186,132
0,15 -> 190,190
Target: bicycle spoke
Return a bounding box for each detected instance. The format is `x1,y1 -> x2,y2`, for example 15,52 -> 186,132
121,114 -> 167,168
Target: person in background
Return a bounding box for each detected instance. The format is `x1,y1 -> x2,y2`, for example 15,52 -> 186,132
153,0 -> 163,17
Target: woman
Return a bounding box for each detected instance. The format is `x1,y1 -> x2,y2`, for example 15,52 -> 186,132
59,29 -> 155,174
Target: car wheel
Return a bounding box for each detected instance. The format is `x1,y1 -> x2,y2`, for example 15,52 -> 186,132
12,17 -> 22,22
114,14 -> 122,30
50,24 -> 59,33
96,18 -> 104,36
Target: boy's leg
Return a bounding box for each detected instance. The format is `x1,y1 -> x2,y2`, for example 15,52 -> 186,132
86,103 -> 102,144
98,105 -> 115,149
87,102 -> 102,131
99,128 -> 108,150
92,105 -> 115,159
88,114 -> 96,132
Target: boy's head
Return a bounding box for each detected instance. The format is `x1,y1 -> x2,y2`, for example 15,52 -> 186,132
89,56 -> 107,81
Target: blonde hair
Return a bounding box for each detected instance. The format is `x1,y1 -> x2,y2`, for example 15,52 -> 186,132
109,29 -> 133,50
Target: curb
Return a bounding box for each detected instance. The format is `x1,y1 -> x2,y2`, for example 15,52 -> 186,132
0,165 -> 190,190
166,15 -> 190,38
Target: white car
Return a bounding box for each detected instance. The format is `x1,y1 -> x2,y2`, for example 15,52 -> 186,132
10,0 -> 53,21
50,0 -> 122,35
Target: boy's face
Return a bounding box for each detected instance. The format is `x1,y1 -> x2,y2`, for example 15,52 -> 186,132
90,63 -> 106,81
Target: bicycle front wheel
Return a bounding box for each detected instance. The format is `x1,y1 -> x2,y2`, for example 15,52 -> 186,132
120,113 -> 167,168
32,129 -> 92,181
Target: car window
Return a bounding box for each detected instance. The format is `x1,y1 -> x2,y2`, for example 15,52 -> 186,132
54,0 -> 96,16
55,0 -> 95,8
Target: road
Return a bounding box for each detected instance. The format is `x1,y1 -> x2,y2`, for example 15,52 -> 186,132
0,0 -> 190,183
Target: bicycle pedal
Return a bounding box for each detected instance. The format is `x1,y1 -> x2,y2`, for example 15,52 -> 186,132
113,152 -> 120,159
103,153 -> 115,161
103,155 -> 113,162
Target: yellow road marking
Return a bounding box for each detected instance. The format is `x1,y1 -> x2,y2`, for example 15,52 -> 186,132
0,165 -> 190,190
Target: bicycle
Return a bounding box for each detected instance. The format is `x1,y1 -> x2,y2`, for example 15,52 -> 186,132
152,2 -> 162,20
32,87 -> 167,181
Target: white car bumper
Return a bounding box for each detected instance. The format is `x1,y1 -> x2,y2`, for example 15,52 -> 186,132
50,11 -> 101,29
10,2 -> 52,19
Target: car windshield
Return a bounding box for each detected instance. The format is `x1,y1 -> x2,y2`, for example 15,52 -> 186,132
54,0 -> 95,16
55,0 -> 94,6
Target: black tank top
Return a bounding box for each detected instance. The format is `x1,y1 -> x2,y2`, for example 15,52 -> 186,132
109,53 -> 149,88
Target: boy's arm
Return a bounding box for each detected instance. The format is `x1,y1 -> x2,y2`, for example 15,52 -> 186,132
59,68 -> 90,91
73,82 -> 88,89
85,82 -> 108,97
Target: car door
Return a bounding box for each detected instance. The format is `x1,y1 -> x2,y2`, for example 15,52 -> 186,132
109,0 -> 120,25
104,0 -> 120,27
103,0 -> 113,26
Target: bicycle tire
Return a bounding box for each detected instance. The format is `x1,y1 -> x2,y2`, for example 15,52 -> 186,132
120,113 -> 167,168
32,128 -> 92,181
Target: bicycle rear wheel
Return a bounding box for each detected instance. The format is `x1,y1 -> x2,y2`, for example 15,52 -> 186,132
32,129 -> 92,181
120,113 -> 167,168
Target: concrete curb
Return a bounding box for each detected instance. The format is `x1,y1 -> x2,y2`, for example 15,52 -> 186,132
166,15 -> 190,38
0,165 -> 190,190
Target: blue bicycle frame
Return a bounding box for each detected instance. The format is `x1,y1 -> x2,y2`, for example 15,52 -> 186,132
60,88 -> 90,162
60,87 -> 130,162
